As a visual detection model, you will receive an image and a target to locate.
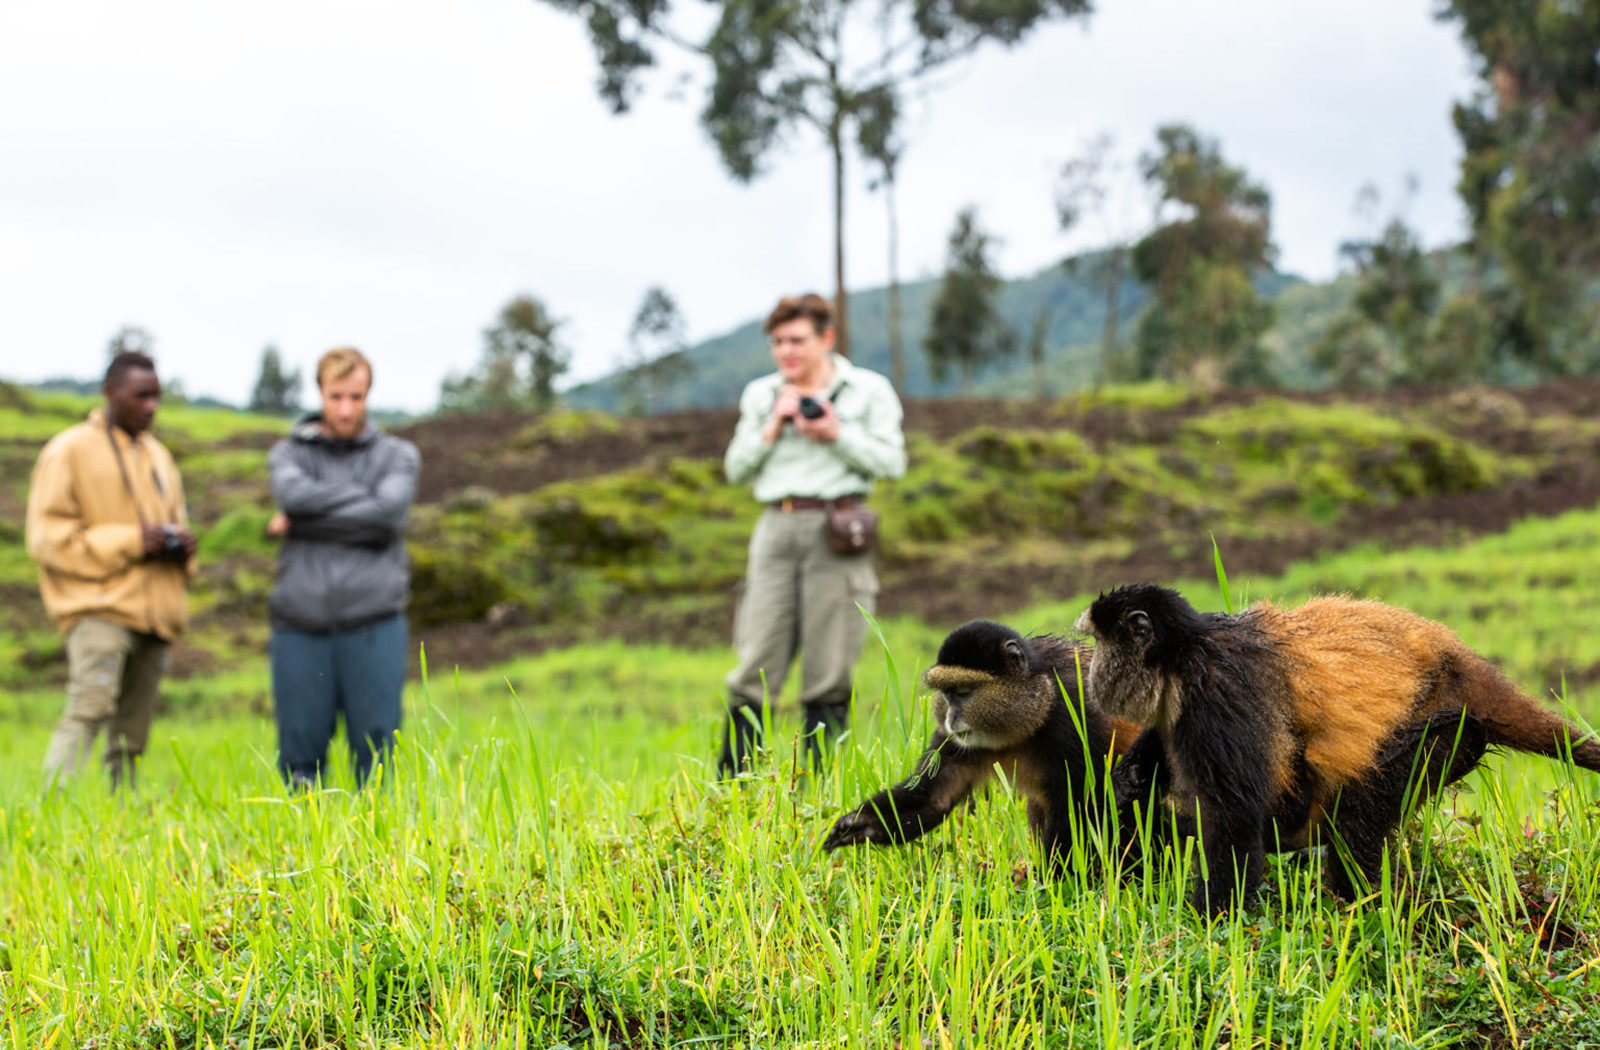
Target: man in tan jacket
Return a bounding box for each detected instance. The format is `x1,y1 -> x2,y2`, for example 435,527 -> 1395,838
25,350 -> 197,788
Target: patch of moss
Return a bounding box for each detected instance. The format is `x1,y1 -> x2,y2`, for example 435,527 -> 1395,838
410,547 -> 513,626
0,394 -> 90,442
176,449 -> 273,486
0,541 -> 39,590
200,508 -> 278,558
1182,400 -> 1510,513
953,426 -> 1091,474
512,410 -> 622,450
1070,381 -> 1196,412
0,627 -> 65,689
531,497 -> 667,564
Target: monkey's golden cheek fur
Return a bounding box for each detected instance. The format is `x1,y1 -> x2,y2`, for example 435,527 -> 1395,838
923,665 -> 1020,749
1087,648 -> 1170,726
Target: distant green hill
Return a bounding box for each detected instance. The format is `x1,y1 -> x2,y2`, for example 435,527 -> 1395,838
567,255 -> 1354,410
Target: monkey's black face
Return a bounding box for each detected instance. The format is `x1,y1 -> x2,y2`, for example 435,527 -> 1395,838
924,619 -> 1054,750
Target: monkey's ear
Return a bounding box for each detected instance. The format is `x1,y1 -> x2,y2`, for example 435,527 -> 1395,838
1001,637 -> 1029,676
1126,610 -> 1152,640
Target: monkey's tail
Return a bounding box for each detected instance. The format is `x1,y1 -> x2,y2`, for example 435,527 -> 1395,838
1485,713 -> 1600,771
1459,654 -> 1600,772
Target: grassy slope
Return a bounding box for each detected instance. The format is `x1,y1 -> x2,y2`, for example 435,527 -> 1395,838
5,509 -> 1600,1047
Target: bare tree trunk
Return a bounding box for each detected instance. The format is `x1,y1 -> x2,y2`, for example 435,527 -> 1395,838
886,167 -> 904,389
830,112 -> 850,357
1029,306 -> 1050,398
1100,246 -> 1124,385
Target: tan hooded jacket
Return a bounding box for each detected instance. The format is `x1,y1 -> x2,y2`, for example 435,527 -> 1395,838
24,409 -> 194,639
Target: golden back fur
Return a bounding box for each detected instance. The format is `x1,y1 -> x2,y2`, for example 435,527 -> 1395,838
1259,596 -> 1491,786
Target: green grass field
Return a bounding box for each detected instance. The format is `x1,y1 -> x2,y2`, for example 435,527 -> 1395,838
6,510 -> 1600,1048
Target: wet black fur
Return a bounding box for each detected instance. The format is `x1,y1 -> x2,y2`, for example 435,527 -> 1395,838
934,619 -> 1029,679
1095,586 -> 1284,913
823,620 -> 1127,871
1094,584 -> 1488,915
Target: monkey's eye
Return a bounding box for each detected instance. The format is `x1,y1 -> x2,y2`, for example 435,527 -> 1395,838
947,688 -> 972,704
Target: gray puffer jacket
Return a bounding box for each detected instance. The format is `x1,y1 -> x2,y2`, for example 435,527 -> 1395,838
268,416 -> 421,632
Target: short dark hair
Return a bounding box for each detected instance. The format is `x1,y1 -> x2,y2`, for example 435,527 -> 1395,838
763,293 -> 834,336
105,351 -> 157,388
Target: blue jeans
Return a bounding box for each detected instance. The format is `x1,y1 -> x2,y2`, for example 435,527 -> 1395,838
270,614 -> 406,786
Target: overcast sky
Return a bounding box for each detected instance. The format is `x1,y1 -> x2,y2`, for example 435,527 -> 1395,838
0,0 -> 1477,412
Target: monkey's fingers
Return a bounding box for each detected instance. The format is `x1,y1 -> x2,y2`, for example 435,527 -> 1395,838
822,810 -> 888,850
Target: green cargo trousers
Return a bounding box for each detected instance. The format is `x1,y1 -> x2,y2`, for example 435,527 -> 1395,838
720,507 -> 878,774
42,616 -> 169,789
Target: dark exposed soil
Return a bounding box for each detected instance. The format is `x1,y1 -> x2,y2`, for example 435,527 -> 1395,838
389,378 -> 1600,670
406,408 -> 738,504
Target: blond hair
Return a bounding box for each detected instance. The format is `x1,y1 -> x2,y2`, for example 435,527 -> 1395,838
316,347 -> 372,390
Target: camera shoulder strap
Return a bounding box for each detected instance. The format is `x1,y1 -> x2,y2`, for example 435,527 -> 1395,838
104,417 -> 149,530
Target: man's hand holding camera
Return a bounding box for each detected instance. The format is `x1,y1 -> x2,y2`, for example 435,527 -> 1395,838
142,523 -> 197,563
762,387 -> 838,444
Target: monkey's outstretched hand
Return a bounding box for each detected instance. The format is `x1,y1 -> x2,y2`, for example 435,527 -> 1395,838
822,807 -> 894,850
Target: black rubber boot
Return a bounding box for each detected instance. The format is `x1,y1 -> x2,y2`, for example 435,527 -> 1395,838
718,695 -> 767,778
106,751 -> 138,792
801,692 -> 853,773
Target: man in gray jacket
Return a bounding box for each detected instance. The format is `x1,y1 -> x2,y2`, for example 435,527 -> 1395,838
266,347 -> 420,788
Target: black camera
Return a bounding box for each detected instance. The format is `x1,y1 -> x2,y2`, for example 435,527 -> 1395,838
797,396 -> 827,420
160,524 -> 187,561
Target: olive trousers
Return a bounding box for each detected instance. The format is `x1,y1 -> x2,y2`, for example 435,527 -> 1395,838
43,616 -> 169,789
720,507 -> 878,775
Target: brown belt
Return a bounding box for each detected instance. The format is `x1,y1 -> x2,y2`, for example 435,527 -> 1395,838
771,494 -> 864,512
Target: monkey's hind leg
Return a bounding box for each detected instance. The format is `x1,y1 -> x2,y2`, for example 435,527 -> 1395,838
1324,710 -> 1488,901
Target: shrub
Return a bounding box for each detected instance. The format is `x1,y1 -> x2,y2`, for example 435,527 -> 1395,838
409,548 -> 514,626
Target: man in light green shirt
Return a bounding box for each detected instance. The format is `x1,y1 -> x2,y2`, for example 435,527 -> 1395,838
718,293 -> 907,776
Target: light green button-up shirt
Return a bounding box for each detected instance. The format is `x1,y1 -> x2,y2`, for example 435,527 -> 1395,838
724,354 -> 907,503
